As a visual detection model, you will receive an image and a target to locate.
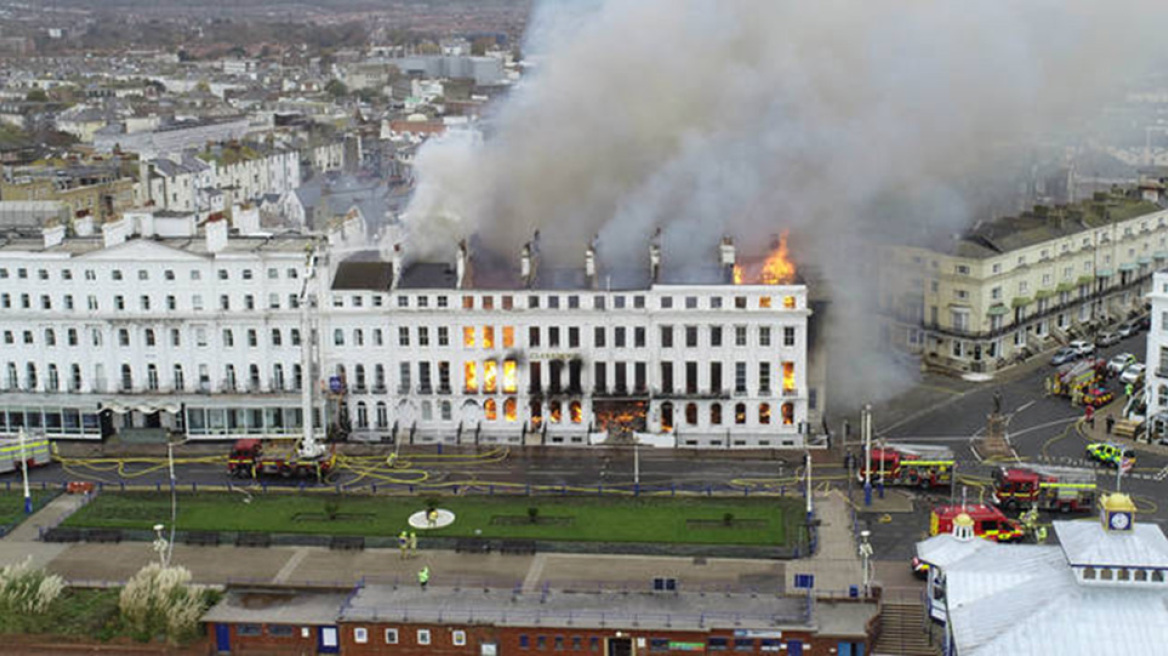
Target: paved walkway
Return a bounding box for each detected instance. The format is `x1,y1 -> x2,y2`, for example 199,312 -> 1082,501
784,490 -> 863,594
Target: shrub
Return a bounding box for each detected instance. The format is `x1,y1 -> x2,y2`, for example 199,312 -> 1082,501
0,557 -> 65,617
323,498 -> 341,521
722,512 -> 735,526
119,563 -> 209,645
527,506 -> 540,524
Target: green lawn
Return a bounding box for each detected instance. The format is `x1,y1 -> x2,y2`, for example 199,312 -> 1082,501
0,588 -> 120,637
65,493 -> 802,546
0,491 -> 55,528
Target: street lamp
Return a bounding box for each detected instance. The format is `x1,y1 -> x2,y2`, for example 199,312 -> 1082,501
862,404 -> 873,507
17,427 -> 32,515
152,523 -> 169,568
859,529 -> 873,598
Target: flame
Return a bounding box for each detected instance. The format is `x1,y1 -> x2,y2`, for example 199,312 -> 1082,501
484,360 -> 498,393
550,401 -> 562,424
504,397 -> 517,422
570,400 -> 583,424
781,401 -> 794,425
484,398 -> 497,421
759,402 -> 771,424
502,360 -> 517,393
530,400 -> 543,427
502,326 -> 515,348
782,362 -> 795,392
734,231 -> 797,285
463,327 -> 475,348
464,361 -> 477,392
661,403 -> 674,433
483,326 -> 494,349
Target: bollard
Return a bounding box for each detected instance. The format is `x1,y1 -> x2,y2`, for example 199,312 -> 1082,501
634,484 -> 640,497
120,481 -> 126,492
598,484 -> 603,496
4,482 -> 8,492
706,485 -> 712,496
489,485 -> 494,495
526,483 -> 531,496
437,443 -> 443,455
561,485 -> 567,496
156,482 -> 161,493
671,484 -> 676,496
371,484 -> 377,494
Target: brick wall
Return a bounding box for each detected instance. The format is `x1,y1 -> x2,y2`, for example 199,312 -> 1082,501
214,621 -> 319,655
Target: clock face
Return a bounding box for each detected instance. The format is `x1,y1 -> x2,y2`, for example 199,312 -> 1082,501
1110,512 -> 1131,531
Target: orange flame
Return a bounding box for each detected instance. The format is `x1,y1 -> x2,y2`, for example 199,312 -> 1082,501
782,362 -> 796,392
504,397 -> 517,422
550,401 -> 562,424
570,400 -> 583,424
482,326 -> 494,349
484,398 -> 497,421
735,231 -> 797,285
464,361 -> 477,392
502,326 -> 515,348
463,327 -> 475,348
502,360 -> 517,393
484,360 -> 498,393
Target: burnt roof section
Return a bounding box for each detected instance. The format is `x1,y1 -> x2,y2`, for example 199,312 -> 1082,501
332,261 -> 393,291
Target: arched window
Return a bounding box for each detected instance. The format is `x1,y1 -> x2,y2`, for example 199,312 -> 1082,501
440,401 -> 452,421
710,403 -> 722,425
569,400 -> 582,424
781,402 -> 795,425
735,402 -> 746,425
759,403 -> 771,425
685,402 -> 698,426
355,364 -> 366,389
484,398 -> 498,421
353,329 -> 364,346
660,402 -> 674,433
376,401 -> 388,428
549,400 -> 562,423
333,329 -> 344,345
119,363 -> 130,391
530,400 -> 543,426
356,402 -> 368,429
504,397 -> 517,422
421,400 -> 434,421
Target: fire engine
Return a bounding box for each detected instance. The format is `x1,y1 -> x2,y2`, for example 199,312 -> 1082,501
859,443 -> 954,489
929,503 -> 1024,542
0,433 -> 52,474
227,438 -> 336,479
991,464 -> 1096,513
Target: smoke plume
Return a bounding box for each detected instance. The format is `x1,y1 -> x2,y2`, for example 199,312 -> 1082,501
402,0 -> 1168,410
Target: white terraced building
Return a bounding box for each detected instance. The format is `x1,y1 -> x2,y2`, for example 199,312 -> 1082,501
327,239 -> 815,448
0,215 -> 818,448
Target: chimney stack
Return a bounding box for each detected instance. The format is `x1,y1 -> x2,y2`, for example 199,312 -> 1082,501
649,227 -> 662,284
719,235 -> 736,283
455,239 -> 470,289
205,217 -> 228,254
43,223 -> 65,249
584,235 -> 598,290
102,217 -> 128,248
391,243 -> 403,290
521,230 -> 541,288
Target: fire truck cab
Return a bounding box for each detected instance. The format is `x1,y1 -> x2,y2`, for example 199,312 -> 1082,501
991,465 -> 1096,513
929,503 -> 1023,542
859,443 -> 954,489
227,438 -> 335,479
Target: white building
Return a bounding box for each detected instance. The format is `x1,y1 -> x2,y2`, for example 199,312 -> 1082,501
1143,270 -> 1168,436
139,142 -> 301,218
326,238 -> 813,448
0,221 -> 816,449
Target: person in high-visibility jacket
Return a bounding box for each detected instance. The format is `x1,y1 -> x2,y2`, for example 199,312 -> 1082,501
1035,525 -> 1048,544
418,566 -> 430,589
398,531 -> 409,559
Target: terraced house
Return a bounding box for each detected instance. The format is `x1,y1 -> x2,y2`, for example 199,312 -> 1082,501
879,186 -> 1168,374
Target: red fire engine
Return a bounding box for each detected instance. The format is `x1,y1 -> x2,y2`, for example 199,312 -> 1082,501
227,439 -> 336,479
929,503 -> 1024,542
859,443 -> 954,489
991,464 -> 1096,513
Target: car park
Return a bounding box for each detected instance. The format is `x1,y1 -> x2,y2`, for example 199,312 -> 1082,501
1050,347 -> 1077,366
1118,321 -> 1140,338
1086,442 -> 1135,468
1095,331 -> 1121,348
1068,340 -> 1095,356
1119,363 -> 1146,385
1107,353 -> 1137,375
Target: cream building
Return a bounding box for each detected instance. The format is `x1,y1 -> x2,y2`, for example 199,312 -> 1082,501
880,189 -> 1167,374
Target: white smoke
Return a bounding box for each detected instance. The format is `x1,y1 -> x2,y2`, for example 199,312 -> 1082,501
401,0 -> 1168,408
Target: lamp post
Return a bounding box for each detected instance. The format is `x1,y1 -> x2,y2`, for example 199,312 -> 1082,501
18,427 -> 31,515
862,404 -> 873,507
152,523 -> 169,568
859,529 -> 873,598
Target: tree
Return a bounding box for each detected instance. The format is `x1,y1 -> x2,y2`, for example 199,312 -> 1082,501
25,89 -> 48,102
324,78 -> 348,99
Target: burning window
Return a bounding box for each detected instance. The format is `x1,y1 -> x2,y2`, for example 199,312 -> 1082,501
504,397 -> 517,422
783,296 -> 796,309
735,402 -> 746,425
464,362 -> 478,393
462,296 -> 473,310
569,400 -> 582,424
550,401 -> 562,424
482,296 -> 494,310
733,231 -> 797,285
463,327 -> 475,348
782,362 -> 796,392
759,297 -> 772,309
759,403 -> 771,425
660,402 -> 673,433
781,402 -> 794,425
502,326 -> 515,348
483,326 -> 495,349
502,360 -> 517,393
530,399 -> 542,426
484,398 -> 497,421
484,360 -> 498,393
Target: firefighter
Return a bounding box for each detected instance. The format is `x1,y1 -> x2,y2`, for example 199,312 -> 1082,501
1035,525 -> 1048,544
1125,383 -> 1134,399
399,530 -> 409,559
408,531 -> 418,558
418,565 -> 430,590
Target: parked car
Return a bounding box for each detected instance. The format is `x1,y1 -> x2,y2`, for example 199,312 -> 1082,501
1118,321 -> 1140,338
1068,340 -> 1095,356
1139,315 -> 1151,331
1095,331 -> 1121,348
1119,363 -> 1146,385
1050,347 -> 1077,366
1107,353 -> 1137,375
1086,442 -> 1135,468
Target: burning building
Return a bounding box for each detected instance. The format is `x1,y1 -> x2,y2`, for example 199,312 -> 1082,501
327,235 -> 814,448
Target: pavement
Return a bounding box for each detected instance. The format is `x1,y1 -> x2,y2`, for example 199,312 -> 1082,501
0,490 -> 872,599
